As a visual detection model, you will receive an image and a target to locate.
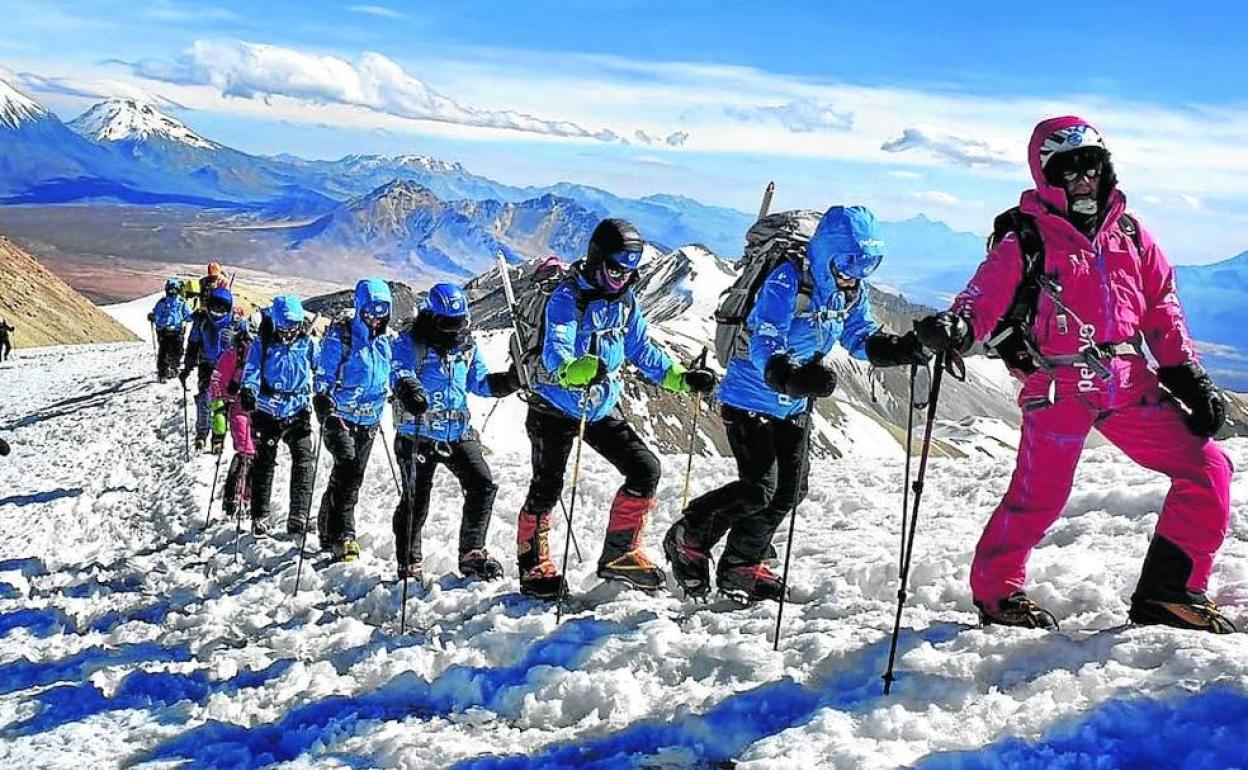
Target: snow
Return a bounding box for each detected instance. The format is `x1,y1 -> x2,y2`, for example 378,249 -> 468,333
68,99 -> 218,150
0,77 -> 49,130
102,293 -> 162,343
1,341 -> 1246,769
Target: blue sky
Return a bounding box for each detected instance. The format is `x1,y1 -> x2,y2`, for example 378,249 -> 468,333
4,0 -> 1248,262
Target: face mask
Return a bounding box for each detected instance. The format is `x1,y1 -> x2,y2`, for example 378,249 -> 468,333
597,262 -> 634,292
274,325 -> 301,344
1071,197 -> 1099,215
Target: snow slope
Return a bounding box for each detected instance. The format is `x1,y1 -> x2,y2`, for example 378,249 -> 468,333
1,342 -> 1246,769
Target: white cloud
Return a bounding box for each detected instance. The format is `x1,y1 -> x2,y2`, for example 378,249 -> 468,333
726,98 -> 853,133
1179,194 -> 1202,210
129,39 -> 649,143
882,126 -> 1014,168
347,5 -> 407,19
16,72 -> 184,109
635,154 -> 674,167
143,1 -> 239,23
887,170 -> 924,180
910,190 -> 960,206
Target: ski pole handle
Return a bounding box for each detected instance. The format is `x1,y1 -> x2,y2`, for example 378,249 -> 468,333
757,181 -> 775,220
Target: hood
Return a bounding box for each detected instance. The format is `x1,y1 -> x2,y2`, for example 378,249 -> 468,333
1027,115 -> 1117,213
205,286 -> 234,315
806,205 -> 884,291
354,278 -> 393,318
270,294 -> 306,329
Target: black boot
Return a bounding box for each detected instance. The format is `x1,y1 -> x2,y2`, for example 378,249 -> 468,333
460,549 -> 504,581
251,517 -> 269,537
1130,536 -> 1236,634
663,518 -> 711,598
976,592 -> 1058,630
717,560 -> 785,603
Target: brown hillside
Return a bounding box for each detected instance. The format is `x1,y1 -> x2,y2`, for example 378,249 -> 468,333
0,234 -> 137,347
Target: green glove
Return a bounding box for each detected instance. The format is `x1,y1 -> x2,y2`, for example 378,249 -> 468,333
210,399 -> 228,438
661,363 -> 690,394
556,354 -> 603,388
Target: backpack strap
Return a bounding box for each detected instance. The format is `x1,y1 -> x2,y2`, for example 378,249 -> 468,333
332,318 -> 353,389
985,208 -> 1047,375
1118,212 -> 1142,252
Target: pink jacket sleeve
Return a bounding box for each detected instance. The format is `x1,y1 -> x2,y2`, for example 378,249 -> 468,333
210,348 -> 237,401
950,234 -> 1025,342
1135,222 -> 1198,368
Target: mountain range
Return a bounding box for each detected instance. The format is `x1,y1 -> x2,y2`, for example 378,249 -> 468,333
1,74 -> 1245,388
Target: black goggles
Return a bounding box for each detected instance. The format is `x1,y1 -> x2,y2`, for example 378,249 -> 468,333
274,323 -> 303,343
432,314 -> 468,334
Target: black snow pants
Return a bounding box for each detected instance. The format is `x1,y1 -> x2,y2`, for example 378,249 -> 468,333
392,433 -> 497,567
250,409 -> 316,530
156,329 -> 184,378
316,418 -> 377,544
682,405 -> 811,567
522,404 -> 660,514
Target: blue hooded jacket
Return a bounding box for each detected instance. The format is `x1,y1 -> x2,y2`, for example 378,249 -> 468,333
390,328 -> 500,442
242,295 -> 318,419
533,268 -> 673,422
152,295 -> 191,330
184,287 -> 235,368
717,207 -> 882,419
314,279 -> 393,427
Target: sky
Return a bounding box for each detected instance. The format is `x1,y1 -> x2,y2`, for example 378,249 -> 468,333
4,0 -> 1248,263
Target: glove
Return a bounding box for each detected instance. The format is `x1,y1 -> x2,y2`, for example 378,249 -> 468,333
226,379 -> 240,396
209,399 -> 228,438
313,392 -> 334,423
484,366 -> 521,399
396,377 -> 428,416
1158,362 -> 1226,438
765,355 -> 837,398
239,388 -> 257,413
178,367 -> 192,386
684,367 -> 718,395
865,331 -> 932,368
555,354 -> 605,388
147,312 -> 155,323
914,312 -> 972,353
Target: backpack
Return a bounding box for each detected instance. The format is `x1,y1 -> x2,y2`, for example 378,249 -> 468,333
986,208 -> 1142,375
505,259 -> 610,389
713,210 -> 823,368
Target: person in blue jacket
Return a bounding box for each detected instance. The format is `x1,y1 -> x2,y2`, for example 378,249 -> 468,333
312,278 -> 394,562
664,205 -> 930,602
389,283 -> 520,582
180,286 -> 236,454
517,219 -> 717,599
238,294 -> 318,536
147,277 -> 192,382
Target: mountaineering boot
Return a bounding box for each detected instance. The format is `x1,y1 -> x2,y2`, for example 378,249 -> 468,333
460,549 -> 504,581
663,517 -> 711,598
597,490 -> 664,591
517,508 -> 566,599
332,538 -> 361,563
717,561 -> 786,604
976,592 -> 1059,630
763,541 -> 780,568
251,516 -> 269,537
210,433 -> 225,455
1129,535 -> 1237,634
397,561 -> 423,581
195,435 -> 208,453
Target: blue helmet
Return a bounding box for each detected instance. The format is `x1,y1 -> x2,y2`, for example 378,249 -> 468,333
205,286 -> 234,318
164,277 -> 182,294
426,283 -> 469,318
270,294 -> 305,330
808,205 -> 885,282
354,278 -> 392,320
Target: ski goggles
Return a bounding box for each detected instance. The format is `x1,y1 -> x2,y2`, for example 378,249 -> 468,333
273,323 -> 304,344
605,249 -> 643,273
360,301 -> 390,323
432,314 -> 469,334
1045,146 -> 1105,186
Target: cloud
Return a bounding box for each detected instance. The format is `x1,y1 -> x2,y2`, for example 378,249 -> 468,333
881,126 -> 1014,168
129,39 -> 643,143
15,71 -> 185,109
887,169 -> 923,180
726,98 -> 853,133
665,131 -> 689,147
347,5 -> 406,19
910,190 -> 960,206
635,154 -> 674,167
143,1 -> 239,23
1179,194 -> 1202,210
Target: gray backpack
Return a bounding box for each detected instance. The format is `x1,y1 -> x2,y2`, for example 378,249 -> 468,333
713,210 -> 822,368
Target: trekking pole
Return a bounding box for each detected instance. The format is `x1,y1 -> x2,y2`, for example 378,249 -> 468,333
149,321 -> 157,355
772,399 -> 816,651
182,384 -> 191,461
681,347 -> 709,511
399,440 -> 423,634
555,395 -> 590,624
292,429 -> 325,595
882,350 -> 948,695
201,448 -> 227,576
899,363 -> 918,573
232,461 -> 244,564
378,423 -> 417,633
757,181 -> 775,221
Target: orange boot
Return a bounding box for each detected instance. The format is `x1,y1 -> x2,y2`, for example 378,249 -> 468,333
597,490 -> 665,591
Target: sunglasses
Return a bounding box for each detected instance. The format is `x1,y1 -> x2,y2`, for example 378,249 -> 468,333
361,301 -> 390,319
1061,163 -> 1102,184
432,315 -> 468,333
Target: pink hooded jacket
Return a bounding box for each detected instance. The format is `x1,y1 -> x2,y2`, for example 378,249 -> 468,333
952,116 -> 1198,402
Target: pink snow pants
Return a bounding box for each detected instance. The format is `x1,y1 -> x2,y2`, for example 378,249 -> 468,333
971,375 -> 1233,609
230,405 -> 255,458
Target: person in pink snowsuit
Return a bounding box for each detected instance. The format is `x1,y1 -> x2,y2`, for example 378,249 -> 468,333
210,319 -> 257,521
916,115 -> 1234,633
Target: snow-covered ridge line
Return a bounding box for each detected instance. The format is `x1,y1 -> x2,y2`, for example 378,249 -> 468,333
69,98 -> 218,149
0,78 -> 49,130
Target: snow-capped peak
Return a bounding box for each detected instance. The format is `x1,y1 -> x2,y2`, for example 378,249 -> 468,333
0,77 -> 50,130
69,98 -> 217,149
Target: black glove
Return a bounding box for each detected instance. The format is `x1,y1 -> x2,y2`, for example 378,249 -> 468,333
178,367 -> 192,385
239,388 -> 257,413
683,367 -> 718,395
313,392 -> 334,423
765,355 -> 837,398
226,379 -> 240,396
865,331 -> 932,368
147,312 -> 155,323
1158,363 -> 1226,438
396,377 -> 429,415
915,312 -> 973,353
484,366 -> 522,399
